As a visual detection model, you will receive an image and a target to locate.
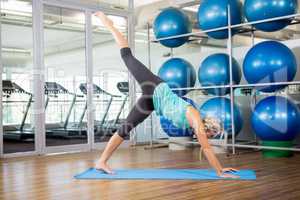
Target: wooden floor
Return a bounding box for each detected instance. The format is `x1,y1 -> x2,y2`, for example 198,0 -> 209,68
1,146 -> 300,200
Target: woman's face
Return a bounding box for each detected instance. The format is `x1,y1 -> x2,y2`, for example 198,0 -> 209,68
206,130 -> 216,138
203,117 -> 222,139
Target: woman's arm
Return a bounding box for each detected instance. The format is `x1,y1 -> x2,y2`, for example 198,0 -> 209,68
94,12 -> 128,49
186,106 -> 239,178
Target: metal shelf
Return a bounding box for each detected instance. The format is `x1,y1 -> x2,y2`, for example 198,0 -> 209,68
147,6 -> 300,154
170,81 -> 300,91
152,13 -> 300,42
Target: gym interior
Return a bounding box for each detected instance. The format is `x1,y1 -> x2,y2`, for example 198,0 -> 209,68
1,0 -> 300,199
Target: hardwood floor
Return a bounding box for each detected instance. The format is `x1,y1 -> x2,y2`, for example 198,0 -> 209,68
1,146 -> 300,200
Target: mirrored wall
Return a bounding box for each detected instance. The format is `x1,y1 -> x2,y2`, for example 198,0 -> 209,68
1,0 -> 35,154
0,0 -> 131,156
43,5 -> 88,147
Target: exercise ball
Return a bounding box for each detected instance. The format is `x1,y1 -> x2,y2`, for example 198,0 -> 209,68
244,0 -> 298,32
243,41 -> 297,93
251,96 -> 300,141
154,7 -> 192,48
200,97 -> 243,136
158,58 -> 196,96
197,0 -> 243,39
198,53 -> 241,96
160,97 -> 197,137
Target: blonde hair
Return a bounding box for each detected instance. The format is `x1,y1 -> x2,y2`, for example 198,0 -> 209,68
203,117 -> 223,137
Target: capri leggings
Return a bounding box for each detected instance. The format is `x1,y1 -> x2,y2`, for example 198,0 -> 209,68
117,47 -> 163,138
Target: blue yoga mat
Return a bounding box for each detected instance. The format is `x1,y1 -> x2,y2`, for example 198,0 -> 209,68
75,168 -> 256,180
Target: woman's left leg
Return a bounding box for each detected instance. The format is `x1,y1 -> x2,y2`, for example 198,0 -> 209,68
121,47 -> 163,95
96,95 -> 154,173
117,95 -> 154,139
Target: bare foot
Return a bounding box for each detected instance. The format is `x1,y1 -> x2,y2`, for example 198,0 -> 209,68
218,168 -> 240,179
94,11 -> 114,27
95,160 -> 115,174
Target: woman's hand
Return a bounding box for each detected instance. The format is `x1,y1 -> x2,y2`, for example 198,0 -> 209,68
222,168 -> 239,173
218,168 -> 240,179
94,11 -> 114,27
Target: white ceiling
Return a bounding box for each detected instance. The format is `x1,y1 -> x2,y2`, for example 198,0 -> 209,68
55,0 -> 166,8
91,0 -> 164,8
133,0 -> 163,7
1,0 -> 300,71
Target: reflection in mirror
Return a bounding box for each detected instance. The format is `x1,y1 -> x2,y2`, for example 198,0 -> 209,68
1,0 -> 35,154
44,5 -> 88,147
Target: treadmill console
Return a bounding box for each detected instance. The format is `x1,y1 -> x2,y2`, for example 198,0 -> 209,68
45,82 -> 69,94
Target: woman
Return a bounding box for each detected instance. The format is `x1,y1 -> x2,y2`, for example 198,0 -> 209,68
94,12 -> 238,179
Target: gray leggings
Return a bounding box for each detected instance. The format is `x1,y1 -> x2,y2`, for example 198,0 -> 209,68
117,48 -> 163,138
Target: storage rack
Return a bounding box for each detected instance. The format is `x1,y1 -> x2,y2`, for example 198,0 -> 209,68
147,5 -> 300,154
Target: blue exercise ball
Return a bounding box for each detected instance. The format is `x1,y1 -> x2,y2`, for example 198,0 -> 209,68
251,96 -> 300,141
243,41 -> 297,93
158,58 -> 196,96
197,0 -> 243,39
244,0 -> 298,32
198,53 -> 241,96
160,97 -> 197,137
154,7 -> 192,48
200,97 -> 243,136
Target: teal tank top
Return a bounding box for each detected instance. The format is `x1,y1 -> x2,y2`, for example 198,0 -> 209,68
153,83 -> 191,129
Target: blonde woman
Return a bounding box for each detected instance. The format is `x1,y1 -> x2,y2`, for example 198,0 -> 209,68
94,12 -> 238,179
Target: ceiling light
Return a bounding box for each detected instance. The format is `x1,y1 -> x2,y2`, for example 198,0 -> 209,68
182,6 -> 199,13
1,0 -> 32,13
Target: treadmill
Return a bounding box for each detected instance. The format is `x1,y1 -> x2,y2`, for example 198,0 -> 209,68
78,83 -> 122,130
2,80 -> 34,141
96,81 -> 129,135
45,82 -> 86,139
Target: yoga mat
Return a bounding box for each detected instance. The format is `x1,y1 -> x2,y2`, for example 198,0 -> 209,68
75,168 -> 256,180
